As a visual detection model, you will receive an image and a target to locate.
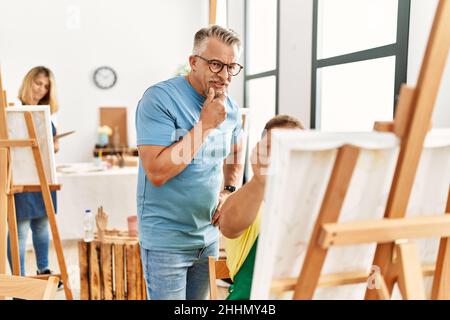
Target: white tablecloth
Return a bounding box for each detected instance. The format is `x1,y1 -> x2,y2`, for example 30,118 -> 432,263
55,163 -> 138,240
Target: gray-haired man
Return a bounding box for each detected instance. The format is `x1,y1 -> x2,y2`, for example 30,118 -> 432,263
135,25 -> 244,299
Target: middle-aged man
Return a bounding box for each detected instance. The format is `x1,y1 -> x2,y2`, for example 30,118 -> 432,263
135,25 -> 244,300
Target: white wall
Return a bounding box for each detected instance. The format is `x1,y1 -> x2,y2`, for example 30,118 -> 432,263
407,0 -> 450,127
227,0 -> 245,108
278,0 -> 313,128
0,0 -> 209,163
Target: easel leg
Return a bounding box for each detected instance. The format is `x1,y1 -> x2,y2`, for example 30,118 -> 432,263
431,188 -> 450,299
431,237 -> 450,299
37,159 -> 73,300
293,146 -> 360,299
0,148 -> 8,276
431,238 -> 450,299
366,0 -> 450,300
365,243 -> 398,300
25,113 -> 73,300
375,274 -> 391,300
7,193 -> 21,275
395,242 -> 426,300
366,266 -> 392,300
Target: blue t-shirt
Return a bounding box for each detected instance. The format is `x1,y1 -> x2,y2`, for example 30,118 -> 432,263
135,76 -> 242,250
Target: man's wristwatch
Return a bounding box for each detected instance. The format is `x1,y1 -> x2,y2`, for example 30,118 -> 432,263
224,185 -> 236,193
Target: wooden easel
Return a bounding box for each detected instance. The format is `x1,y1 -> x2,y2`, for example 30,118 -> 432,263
0,68 -> 73,300
366,0 -> 450,300
299,0 -> 450,300
209,0 -> 217,25
264,0 -> 450,300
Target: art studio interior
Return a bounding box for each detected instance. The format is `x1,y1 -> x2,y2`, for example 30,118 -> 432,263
0,0 -> 450,301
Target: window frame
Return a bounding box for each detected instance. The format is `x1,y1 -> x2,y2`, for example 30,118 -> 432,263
310,0 -> 411,129
243,0 -> 281,182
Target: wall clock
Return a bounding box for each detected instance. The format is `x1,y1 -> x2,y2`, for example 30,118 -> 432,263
93,66 -> 117,89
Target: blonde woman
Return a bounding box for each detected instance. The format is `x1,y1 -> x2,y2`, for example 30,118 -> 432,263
15,66 -> 60,151
8,66 -> 61,287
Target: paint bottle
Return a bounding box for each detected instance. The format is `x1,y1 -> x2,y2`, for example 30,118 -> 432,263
83,209 -> 95,242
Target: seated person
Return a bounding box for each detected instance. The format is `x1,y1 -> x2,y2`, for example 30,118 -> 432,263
219,115 -> 304,300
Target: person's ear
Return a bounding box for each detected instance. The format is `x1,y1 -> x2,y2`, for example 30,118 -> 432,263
188,55 -> 197,72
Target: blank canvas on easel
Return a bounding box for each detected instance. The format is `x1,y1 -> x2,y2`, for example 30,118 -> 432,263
6,106 -> 57,184
251,129 -> 450,299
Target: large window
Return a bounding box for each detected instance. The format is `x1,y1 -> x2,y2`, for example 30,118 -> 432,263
244,0 -> 279,179
312,0 -> 411,131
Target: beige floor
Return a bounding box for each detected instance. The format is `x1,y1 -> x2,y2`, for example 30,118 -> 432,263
23,240 -> 228,300
23,240 -> 80,300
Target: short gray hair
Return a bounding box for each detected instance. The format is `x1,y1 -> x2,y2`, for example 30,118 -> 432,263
192,25 -> 242,55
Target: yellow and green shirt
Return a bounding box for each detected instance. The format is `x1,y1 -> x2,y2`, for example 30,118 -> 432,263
224,205 -> 262,299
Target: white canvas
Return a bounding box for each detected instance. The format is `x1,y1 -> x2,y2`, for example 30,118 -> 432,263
6,106 -> 57,185
251,129 -> 450,299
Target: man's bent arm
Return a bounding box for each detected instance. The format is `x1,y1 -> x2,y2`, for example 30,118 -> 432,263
219,177 -> 265,239
138,122 -> 211,186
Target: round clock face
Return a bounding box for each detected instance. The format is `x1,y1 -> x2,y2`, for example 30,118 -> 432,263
93,66 -> 117,89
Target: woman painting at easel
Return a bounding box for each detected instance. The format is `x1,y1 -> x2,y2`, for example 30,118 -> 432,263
7,66 -> 62,288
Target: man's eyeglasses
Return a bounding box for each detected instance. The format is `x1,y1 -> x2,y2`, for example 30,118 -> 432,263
194,55 -> 243,77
